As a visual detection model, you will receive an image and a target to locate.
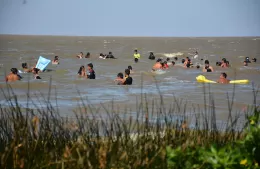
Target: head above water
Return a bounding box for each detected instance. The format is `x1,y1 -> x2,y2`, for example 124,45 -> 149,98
87,63 -> 93,69
172,61 -> 175,65
11,68 -> 18,74
22,63 -> 28,69
174,57 -> 178,61
181,59 -> 185,64
78,65 -> 85,74
150,52 -> 154,55
117,72 -> 124,79
134,50 -> 138,53
156,58 -> 162,63
221,72 -> 227,79
252,58 -> 257,62
125,69 -> 130,76
33,68 -> 40,74
166,58 -> 170,61
54,56 -> 59,59
128,65 -> 132,70
196,65 -> 200,69
204,60 -> 209,65
80,52 -> 83,55
109,51 -> 112,55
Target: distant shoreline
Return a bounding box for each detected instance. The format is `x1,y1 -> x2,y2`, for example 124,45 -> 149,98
0,33 -> 259,38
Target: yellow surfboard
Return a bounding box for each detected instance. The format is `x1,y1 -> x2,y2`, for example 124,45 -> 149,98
196,75 -> 249,84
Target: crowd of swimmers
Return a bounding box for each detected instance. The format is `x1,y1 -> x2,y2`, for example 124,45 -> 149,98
5,49 -> 257,84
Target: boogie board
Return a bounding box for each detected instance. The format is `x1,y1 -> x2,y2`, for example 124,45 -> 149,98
36,56 -> 51,71
196,75 -> 249,84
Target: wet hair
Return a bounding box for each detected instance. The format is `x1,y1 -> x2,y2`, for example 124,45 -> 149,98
221,72 -> 227,78
186,63 -> 191,68
222,58 -> 226,61
134,50 -> 138,53
109,51 -> 112,55
78,66 -> 85,74
22,63 -> 28,69
166,58 -> 170,61
204,60 -> 209,65
201,58 -> 204,61
33,68 -> 40,74
161,62 -> 165,67
150,52 -> 154,55
156,58 -> 162,62
128,65 -> 132,70
252,58 -> 257,62
86,52 -> 90,56
87,63 -> 93,69
100,53 -> 104,56
164,61 -> 167,64
174,57 -> 178,61
11,68 -> 18,74
216,61 -> 221,66
181,59 -> 185,64
172,61 -> 175,65
196,65 -> 200,69
117,72 -> 124,79
125,69 -> 130,75
80,52 -> 83,55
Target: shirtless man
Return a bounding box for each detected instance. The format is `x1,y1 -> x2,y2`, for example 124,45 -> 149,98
152,59 -> 162,71
217,73 -> 230,84
5,68 -> 21,82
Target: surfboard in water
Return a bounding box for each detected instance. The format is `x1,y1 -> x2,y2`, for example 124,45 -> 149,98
36,56 -> 51,71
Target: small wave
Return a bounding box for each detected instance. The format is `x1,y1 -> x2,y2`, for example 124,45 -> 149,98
163,52 -> 184,58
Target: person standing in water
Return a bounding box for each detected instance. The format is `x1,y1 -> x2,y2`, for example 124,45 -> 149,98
114,72 -> 124,85
22,63 -> 32,72
217,72 -> 230,84
5,68 -> 21,82
148,52 -> 155,60
203,60 -> 214,72
85,52 -> 91,58
77,66 -> 86,77
86,63 -> 95,79
33,68 -> 41,79
114,69 -> 133,85
133,50 -> 141,63
152,59 -> 162,71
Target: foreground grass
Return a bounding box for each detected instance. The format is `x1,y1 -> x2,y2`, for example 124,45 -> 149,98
0,83 -> 259,169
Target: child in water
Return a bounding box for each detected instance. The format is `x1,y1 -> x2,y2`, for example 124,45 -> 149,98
87,63 -> 95,79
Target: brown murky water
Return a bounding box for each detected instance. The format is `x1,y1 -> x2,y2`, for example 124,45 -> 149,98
0,35 -> 259,121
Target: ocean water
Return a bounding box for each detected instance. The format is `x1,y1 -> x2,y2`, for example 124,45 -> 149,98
0,35 -> 259,120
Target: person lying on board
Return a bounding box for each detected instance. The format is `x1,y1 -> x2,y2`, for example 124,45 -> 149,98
202,60 -> 214,72
217,72 -> 230,84
52,56 -> 59,64
5,68 -> 21,82
76,52 -> 83,59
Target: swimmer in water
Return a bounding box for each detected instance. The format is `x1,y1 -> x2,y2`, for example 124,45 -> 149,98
220,58 -> 229,68
163,61 -> 169,69
217,72 -> 230,84
243,61 -> 248,66
148,52 -> 155,60
52,56 -> 59,64
99,53 -> 106,59
114,69 -> 133,85
202,60 -> 214,72
152,59 -> 162,71
114,72 -> 124,85
134,50 -> 141,63
5,68 -> 21,82
77,52 -> 83,59
22,63 -> 31,72
184,58 -> 192,68
77,65 -> 86,77
86,63 -> 95,79
252,58 -> 257,63
172,61 -> 175,66
32,68 -> 41,79
128,65 -> 134,74
107,51 -> 116,59
85,52 -> 90,58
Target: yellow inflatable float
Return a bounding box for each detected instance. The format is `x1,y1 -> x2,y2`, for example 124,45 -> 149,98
196,75 -> 249,84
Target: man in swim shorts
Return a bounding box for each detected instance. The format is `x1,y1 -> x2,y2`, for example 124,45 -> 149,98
217,72 -> 230,84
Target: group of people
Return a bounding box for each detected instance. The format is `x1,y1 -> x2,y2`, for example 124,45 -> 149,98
5,56 -> 60,82
5,48 -> 257,85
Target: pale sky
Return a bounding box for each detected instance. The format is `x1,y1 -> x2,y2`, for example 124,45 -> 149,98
0,0 -> 260,36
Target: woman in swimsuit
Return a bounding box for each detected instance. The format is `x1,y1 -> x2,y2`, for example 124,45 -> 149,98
202,60 -> 214,72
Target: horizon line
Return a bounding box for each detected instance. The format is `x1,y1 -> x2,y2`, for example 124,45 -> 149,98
0,33 -> 260,38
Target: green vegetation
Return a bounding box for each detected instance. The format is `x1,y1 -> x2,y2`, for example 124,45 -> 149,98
0,84 -> 259,169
